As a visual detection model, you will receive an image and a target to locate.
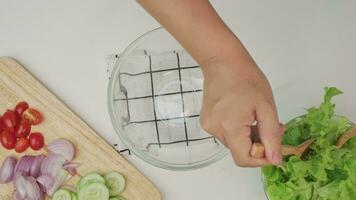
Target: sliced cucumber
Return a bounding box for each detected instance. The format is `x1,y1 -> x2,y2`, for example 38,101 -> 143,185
104,172 -> 126,196
78,182 -> 109,200
52,189 -> 72,200
71,192 -> 78,200
77,172 -> 105,191
109,196 -> 126,200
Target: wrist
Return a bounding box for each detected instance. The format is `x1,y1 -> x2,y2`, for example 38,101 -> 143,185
199,39 -> 257,74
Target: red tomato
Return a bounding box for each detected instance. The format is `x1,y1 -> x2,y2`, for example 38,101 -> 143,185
15,121 -> 31,138
0,131 -> 16,149
15,137 -> 30,153
2,110 -> 19,132
15,102 -> 29,117
29,132 -> 44,151
22,108 -> 43,125
0,117 -> 4,132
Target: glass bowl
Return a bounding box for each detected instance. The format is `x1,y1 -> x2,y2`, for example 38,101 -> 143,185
107,27 -> 228,170
261,115 -> 354,200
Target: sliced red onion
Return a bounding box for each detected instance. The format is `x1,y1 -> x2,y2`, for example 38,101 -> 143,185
37,174 -> 54,192
26,176 -> 44,200
30,155 -> 44,178
14,175 -> 28,199
0,156 -> 17,183
12,191 -> 22,200
14,175 -> 44,200
40,153 -> 66,177
63,162 -> 81,176
46,169 -> 70,196
14,156 -> 34,176
48,139 -> 75,161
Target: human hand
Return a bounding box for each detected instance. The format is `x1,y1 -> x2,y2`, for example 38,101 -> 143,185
200,54 -> 284,167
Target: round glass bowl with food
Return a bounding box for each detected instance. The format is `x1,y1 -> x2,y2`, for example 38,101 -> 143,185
262,87 -> 356,200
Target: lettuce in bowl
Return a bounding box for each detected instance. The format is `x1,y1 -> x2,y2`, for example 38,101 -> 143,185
262,87 -> 356,200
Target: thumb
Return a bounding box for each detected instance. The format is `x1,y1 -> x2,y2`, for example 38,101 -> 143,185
256,101 -> 283,165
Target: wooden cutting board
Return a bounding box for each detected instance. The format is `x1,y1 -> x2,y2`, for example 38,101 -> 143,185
0,57 -> 161,200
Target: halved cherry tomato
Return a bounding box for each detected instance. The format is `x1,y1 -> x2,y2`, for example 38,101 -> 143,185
2,110 -> 19,132
15,120 -> 31,138
15,137 -> 30,153
0,117 -> 4,132
22,108 -> 43,125
1,131 -> 16,149
15,101 -> 29,117
29,132 -> 44,151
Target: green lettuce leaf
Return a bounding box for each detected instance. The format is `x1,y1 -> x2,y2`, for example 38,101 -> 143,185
263,87 -> 356,200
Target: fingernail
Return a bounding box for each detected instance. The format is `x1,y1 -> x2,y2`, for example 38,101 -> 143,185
272,151 -> 282,165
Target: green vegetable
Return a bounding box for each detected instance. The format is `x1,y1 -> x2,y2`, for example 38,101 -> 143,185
71,192 -> 78,200
104,171 -> 126,196
78,182 -> 109,200
77,172 -> 106,191
263,87 -> 356,200
52,189 -> 72,200
109,196 -> 126,200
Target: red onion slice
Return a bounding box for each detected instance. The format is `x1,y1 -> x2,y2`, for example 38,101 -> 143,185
46,169 -> 70,196
13,175 -> 28,199
12,191 -> 23,200
26,176 -> 44,200
14,175 -> 44,200
40,153 -> 66,177
37,174 -> 54,192
14,156 -> 34,176
47,139 -> 75,161
0,156 -> 17,183
63,162 -> 81,176
30,155 -> 44,178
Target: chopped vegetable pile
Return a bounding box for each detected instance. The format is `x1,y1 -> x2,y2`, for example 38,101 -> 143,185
263,87 -> 356,200
0,100 -> 128,200
0,139 -> 79,199
0,101 -> 44,153
52,171 -> 126,200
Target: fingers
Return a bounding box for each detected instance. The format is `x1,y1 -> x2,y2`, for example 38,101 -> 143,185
256,101 -> 283,165
224,125 -> 269,167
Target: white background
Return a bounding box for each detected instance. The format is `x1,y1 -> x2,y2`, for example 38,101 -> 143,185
1,1 -> 356,199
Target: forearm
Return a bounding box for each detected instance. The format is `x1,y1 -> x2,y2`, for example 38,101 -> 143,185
138,0 -> 253,67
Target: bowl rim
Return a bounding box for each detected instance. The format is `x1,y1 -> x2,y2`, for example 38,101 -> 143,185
107,27 -> 228,171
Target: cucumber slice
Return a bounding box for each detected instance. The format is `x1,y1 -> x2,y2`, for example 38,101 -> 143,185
104,172 -> 126,196
71,192 -> 78,200
77,172 -> 105,191
78,182 -> 109,200
109,196 -> 126,200
52,189 -> 72,200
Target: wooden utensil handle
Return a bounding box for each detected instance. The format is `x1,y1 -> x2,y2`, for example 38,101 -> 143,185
250,143 -> 295,158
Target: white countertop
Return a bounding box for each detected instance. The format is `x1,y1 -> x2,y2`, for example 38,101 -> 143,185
1,1 -> 356,199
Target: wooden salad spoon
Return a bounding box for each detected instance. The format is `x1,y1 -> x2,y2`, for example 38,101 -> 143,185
250,125 -> 356,159
250,138 -> 315,159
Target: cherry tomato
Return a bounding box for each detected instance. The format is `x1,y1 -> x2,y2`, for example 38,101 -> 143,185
15,137 -> 30,153
15,102 -> 29,117
0,117 -> 4,132
2,110 -> 19,132
14,120 -> 31,138
29,132 -> 44,151
1,131 -> 16,149
22,108 -> 43,125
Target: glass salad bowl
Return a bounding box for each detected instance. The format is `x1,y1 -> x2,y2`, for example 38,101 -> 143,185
107,28 -> 228,170
262,113 -> 354,200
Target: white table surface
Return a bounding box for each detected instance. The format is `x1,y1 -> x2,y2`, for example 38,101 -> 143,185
1,1 -> 356,199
